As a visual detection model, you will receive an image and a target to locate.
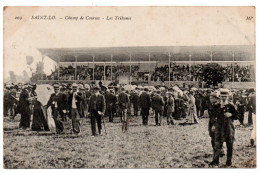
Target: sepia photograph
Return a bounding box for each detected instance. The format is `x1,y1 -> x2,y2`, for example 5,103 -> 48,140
2,6 -> 256,168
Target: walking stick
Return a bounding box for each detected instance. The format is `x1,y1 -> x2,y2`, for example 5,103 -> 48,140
110,103 -> 113,122
99,111 -> 107,135
102,116 -> 107,135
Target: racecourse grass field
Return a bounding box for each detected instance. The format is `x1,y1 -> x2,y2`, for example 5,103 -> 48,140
3,113 -> 256,168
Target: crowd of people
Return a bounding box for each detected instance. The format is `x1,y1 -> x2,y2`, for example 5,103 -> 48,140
3,81 -> 256,167
46,65 -> 141,81
45,63 -> 254,83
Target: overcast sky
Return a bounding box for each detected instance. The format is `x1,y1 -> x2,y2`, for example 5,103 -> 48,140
3,6 -> 255,80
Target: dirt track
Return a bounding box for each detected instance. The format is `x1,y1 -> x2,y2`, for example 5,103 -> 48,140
3,114 -> 256,168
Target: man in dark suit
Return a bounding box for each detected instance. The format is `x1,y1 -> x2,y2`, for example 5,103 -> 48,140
118,88 -> 130,132
60,84 -> 68,121
247,88 -> 255,125
130,90 -> 139,116
151,90 -> 164,126
139,88 -> 151,125
88,86 -> 106,136
210,89 -> 238,167
67,83 -> 84,134
85,86 -> 92,117
46,83 -> 67,134
78,84 -> 86,118
106,89 -> 117,122
236,93 -> 247,125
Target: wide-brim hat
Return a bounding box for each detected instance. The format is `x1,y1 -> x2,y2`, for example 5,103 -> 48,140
219,88 -> 229,96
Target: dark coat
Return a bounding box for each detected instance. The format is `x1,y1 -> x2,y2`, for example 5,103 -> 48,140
214,102 -> 238,143
118,92 -> 129,109
208,102 -> 219,137
46,93 -> 67,113
139,92 -> 151,109
248,94 -> 256,114
18,89 -> 31,115
88,93 -> 106,114
85,90 -> 92,105
151,94 -> 164,112
106,93 -> 117,105
130,92 -> 139,109
18,89 -> 31,129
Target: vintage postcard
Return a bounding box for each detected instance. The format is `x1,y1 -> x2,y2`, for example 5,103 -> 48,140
3,6 -> 256,168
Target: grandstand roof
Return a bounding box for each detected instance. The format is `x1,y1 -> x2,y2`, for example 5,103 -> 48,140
38,45 -> 255,63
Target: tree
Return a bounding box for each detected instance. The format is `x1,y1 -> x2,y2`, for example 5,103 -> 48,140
202,63 -> 224,87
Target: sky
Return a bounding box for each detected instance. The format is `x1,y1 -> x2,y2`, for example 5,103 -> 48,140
3,6 -> 255,81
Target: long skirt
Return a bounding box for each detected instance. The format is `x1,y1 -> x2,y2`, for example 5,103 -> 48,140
31,106 -> 50,131
19,112 -> 31,129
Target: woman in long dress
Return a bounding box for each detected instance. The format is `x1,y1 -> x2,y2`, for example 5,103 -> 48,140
187,91 -> 199,124
166,92 -> 175,125
31,95 -> 50,131
18,87 -> 31,129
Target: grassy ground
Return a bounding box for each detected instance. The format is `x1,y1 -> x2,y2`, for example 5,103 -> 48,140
3,113 -> 256,168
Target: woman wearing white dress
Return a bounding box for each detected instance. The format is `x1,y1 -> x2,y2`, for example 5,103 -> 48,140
187,90 -> 199,124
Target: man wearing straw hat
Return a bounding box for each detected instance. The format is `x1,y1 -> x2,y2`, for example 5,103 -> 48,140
68,83 -> 83,134
210,88 -> 238,167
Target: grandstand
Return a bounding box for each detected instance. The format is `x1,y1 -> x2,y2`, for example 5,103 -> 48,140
37,45 -> 255,88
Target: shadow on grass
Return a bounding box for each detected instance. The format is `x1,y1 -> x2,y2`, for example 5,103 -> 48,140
178,122 -> 197,126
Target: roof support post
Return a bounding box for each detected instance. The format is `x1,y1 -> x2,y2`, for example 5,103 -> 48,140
58,56 -> 60,81
189,54 -> 192,84
104,62 -> 106,81
41,54 -> 45,80
130,54 -> 132,84
232,52 -> 235,82
149,53 -> 151,85
93,55 -> 95,81
75,55 -> 78,81
111,55 -> 113,81
168,53 -> 171,87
